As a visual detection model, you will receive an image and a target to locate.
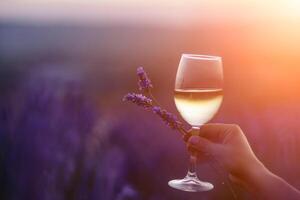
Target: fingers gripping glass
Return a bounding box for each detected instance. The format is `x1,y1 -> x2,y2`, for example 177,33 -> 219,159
168,54 -> 223,192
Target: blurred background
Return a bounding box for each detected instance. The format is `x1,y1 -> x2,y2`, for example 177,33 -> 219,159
1,0 -> 300,199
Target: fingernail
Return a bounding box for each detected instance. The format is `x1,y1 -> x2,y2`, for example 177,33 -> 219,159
189,136 -> 200,145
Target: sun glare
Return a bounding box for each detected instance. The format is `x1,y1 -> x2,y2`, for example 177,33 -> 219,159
0,0 -> 300,24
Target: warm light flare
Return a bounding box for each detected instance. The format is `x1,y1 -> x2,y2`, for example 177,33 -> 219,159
1,0 -> 300,25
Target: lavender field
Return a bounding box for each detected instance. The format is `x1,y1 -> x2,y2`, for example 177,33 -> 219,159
1,22 -> 300,200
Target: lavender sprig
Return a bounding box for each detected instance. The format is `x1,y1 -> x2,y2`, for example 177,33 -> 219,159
122,94 -> 183,131
122,93 -> 152,109
152,106 -> 183,130
136,67 -> 153,92
123,67 -> 187,134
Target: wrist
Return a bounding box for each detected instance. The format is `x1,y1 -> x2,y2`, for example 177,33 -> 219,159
243,160 -> 288,199
245,160 -> 270,191
237,158 -> 272,196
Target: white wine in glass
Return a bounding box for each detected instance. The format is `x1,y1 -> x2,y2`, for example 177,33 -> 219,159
174,89 -> 223,127
168,54 -> 223,192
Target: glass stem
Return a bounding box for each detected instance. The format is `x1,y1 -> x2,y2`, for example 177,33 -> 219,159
187,127 -> 200,179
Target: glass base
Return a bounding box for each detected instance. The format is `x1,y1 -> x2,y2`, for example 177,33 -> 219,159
168,172 -> 214,192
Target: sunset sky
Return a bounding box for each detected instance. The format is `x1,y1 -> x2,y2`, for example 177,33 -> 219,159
1,0 -> 300,25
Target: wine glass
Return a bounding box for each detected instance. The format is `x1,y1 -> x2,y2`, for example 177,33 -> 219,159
168,54 -> 223,192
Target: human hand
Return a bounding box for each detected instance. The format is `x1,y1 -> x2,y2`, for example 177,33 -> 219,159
185,124 -> 300,199
185,124 -> 264,188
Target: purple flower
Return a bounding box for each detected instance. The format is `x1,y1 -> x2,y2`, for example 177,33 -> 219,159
123,93 -> 152,109
123,66 -> 187,135
136,67 -> 153,92
152,106 -> 182,130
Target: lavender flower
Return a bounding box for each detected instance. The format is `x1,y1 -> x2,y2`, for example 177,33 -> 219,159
123,67 -> 187,135
123,93 -> 183,130
152,106 -> 182,130
137,67 -> 153,92
123,93 -> 152,109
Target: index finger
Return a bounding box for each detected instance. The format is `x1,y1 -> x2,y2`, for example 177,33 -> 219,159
199,123 -> 238,142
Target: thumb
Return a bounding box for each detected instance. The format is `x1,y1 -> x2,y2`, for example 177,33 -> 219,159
188,136 -> 221,155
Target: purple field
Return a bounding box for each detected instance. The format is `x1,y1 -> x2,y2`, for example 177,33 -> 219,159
1,21 -> 300,199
